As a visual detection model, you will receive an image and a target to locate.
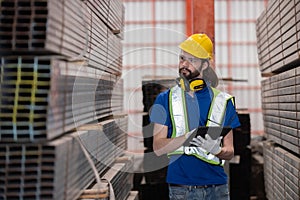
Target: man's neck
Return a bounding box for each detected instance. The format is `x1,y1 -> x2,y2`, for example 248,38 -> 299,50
187,90 -> 195,97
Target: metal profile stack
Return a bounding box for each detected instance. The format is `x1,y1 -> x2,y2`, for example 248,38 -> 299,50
102,160 -> 133,200
79,156 -> 134,200
256,0 -> 300,199
107,0 -> 123,33
0,0 -> 85,58
0,0 -> 124,74
263,141 -> 300,200
261,68 -> 299,150
0,120 -> 128,200
0,56 -> 124,142
256,0 -> 300,74
0,0 -> 130,199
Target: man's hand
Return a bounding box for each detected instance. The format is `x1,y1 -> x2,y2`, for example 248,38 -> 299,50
190,134 -> 222,155
184,128 -> 197,139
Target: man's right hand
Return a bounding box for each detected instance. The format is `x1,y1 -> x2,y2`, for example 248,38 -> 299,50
184,128 -> 197,139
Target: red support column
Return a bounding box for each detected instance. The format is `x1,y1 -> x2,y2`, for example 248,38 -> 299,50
186,0 -> 215,41
186,0 -> 215,67
185,0 -> 193,36
192,0 -> 215,42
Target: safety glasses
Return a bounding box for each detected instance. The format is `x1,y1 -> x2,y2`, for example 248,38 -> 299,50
179,54 -> 202,66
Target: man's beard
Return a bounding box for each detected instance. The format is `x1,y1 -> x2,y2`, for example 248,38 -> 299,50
179,68 -> 200,80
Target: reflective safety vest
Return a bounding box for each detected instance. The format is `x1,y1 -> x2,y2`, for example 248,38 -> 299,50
167,85 -> 234,166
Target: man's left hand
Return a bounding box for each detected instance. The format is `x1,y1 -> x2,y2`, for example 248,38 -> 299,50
190,134 -> 222,155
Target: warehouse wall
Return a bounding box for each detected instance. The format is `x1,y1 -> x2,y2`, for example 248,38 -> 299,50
122,0 -> 186,160
215,0 -> 267,136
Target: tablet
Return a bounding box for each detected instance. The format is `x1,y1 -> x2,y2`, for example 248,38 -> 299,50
183,126 -> 232,146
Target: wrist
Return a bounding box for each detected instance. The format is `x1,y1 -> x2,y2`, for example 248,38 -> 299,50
211,146 -> 222,155
184,128 -> 197,139
184,132 -> 189,139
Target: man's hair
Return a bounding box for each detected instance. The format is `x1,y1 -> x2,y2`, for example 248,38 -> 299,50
202,60 -> 218,87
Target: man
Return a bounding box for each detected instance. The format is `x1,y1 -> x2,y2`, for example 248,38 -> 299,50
149,33 -> 240,200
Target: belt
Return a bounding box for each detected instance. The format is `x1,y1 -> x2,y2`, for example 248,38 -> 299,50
169,183 -> 220,190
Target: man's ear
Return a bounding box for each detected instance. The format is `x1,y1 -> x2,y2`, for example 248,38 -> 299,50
196,59 -> 209,73
201,60 -> 209,71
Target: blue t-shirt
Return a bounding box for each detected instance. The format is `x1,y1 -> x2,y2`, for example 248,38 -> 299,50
150,85 -> 241,185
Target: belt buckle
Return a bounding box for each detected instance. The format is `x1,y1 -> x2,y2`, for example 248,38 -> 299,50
194,185 -> 211,189
188,185 -> 203,190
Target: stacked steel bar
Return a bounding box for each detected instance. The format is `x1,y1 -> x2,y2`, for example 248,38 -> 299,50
89,158 -> 133,200
98,117 -> 128,164
104,160 -> 133,200
256,0 -> 300,74
0,0 -> 128,199
0,118 -> 128,200
0,0 -> 124,74
0,129 -> 99,199
263,141 -> 300,200
0,56 -> 65,142
0,0 -> 86,58
257,0 -> 300,199
107,0 -> 124,33
126,191 -> 139,200
261,68 -> 299,151
79,156 -> 134,200
0,57 -> 123,142
84,0 -> 124,75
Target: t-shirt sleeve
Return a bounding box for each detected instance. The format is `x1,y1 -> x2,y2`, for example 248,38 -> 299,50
149,91 -> 170,126
223,99 -> 241,129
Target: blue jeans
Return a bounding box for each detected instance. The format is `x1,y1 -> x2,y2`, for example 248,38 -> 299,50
169,184 -> 230,200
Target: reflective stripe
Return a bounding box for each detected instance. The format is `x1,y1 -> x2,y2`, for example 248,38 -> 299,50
206,88 -> 233,126
168,86 -> 232,166
168,146 -> 225,165
169,86 -> 189,137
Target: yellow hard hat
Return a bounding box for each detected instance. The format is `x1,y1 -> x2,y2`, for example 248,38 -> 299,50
179,33 -> 213,59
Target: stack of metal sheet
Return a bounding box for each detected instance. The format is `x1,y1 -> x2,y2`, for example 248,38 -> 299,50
91,157 -> 133,200
261,68 -> 300,153
257,0 -> 300,199
0,0 -> 123,74
256,0 -> 300,74
126,191 -> 139,200
0,0 -> 128,199
0,130 -> 92,199
0,0 -> 86,58
0,57 -> 124,142
84,0 -> 124,74
110,78 -> 124,115
0,56 -> 65,142
84,1 -> 110,73
263,141 -> 300,200
107,0 -> 124,35
79,156 -> 135,200
0,118 -> 128,199
97,117 -> 128,166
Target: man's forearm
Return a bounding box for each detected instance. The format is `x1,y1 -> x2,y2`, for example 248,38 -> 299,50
215,146 -> 234,160
153,135 -> 186,156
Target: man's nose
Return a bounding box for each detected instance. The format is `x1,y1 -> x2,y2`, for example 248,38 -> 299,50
181,60 -> 190,67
